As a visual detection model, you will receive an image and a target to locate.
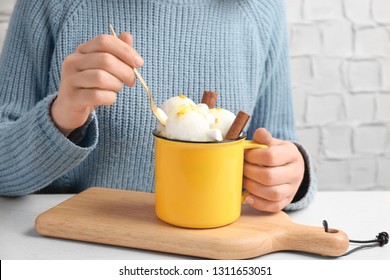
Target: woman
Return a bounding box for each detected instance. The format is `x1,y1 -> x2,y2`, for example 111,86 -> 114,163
0,0 -> 316,212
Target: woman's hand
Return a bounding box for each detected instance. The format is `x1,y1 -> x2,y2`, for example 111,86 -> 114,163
243,128 -> 305,212
51,32 -> 143,136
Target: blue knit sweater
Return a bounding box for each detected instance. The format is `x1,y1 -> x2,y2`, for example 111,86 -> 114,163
0,0 -> 316,210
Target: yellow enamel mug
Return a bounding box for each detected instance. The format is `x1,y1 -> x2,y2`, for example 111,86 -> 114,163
153,131 -> 267,228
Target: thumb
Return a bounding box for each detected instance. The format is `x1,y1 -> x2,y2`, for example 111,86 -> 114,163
253,128 -> 278,146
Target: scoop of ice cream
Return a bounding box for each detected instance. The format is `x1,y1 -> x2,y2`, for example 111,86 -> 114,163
158,94 -> 196,137
165,105 -> 220,142
160,94 -> 196,116
209,108 -> 236,138
195,103 -> 216,126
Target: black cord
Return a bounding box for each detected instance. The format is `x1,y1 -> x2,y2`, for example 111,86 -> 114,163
322,220 -> 389,257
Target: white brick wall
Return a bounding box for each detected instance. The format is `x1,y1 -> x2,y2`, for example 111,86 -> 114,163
344,0 -> 371,24
289,0 -> 390,191
0,0 -> 16,52
0,0 -> 389,191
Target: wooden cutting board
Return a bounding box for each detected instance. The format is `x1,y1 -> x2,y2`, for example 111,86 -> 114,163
35,187 -> 349,259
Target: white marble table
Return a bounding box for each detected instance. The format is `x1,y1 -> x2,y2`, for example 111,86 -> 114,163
1,191 -> 389,260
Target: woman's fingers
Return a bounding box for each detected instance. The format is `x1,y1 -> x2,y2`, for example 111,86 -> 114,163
243,161 -> 301,187
243,176 -> 293,212
245,191 -> 292,212
118,32 -> 133,46
76,88 -> 118,107
69,69 -> 123,92
53,32 -> 141,136
243,177 -> 292,202
71,53 -> 135,87
241,129 -> 305,213
76,34 -> 144,68
245,140 -> 299,166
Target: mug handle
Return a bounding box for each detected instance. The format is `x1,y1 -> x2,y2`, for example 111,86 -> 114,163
241,140 -> 268,203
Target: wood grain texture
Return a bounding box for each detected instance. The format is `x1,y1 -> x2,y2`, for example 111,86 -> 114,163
35,187 -> 349,259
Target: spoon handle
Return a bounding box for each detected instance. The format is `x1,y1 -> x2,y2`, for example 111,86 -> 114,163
108,24 -> 166,126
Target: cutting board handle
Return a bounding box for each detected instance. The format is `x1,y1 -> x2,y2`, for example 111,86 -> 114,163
277,222 -> 350,257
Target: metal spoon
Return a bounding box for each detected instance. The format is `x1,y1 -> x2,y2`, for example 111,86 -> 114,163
109,24 -> 167,126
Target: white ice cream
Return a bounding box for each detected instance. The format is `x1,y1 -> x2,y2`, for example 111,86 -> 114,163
160,94 -> 196,116
157,94 -> 235,142
209,108 -> 236,138
165,105 -> 211,142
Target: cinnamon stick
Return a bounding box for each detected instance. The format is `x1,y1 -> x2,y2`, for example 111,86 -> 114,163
225,110 -> 250,140
201,90 -> 218,109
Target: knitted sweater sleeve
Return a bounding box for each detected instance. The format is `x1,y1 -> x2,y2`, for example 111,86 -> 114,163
245,0 -> 317,210
0,0 -> 98,196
